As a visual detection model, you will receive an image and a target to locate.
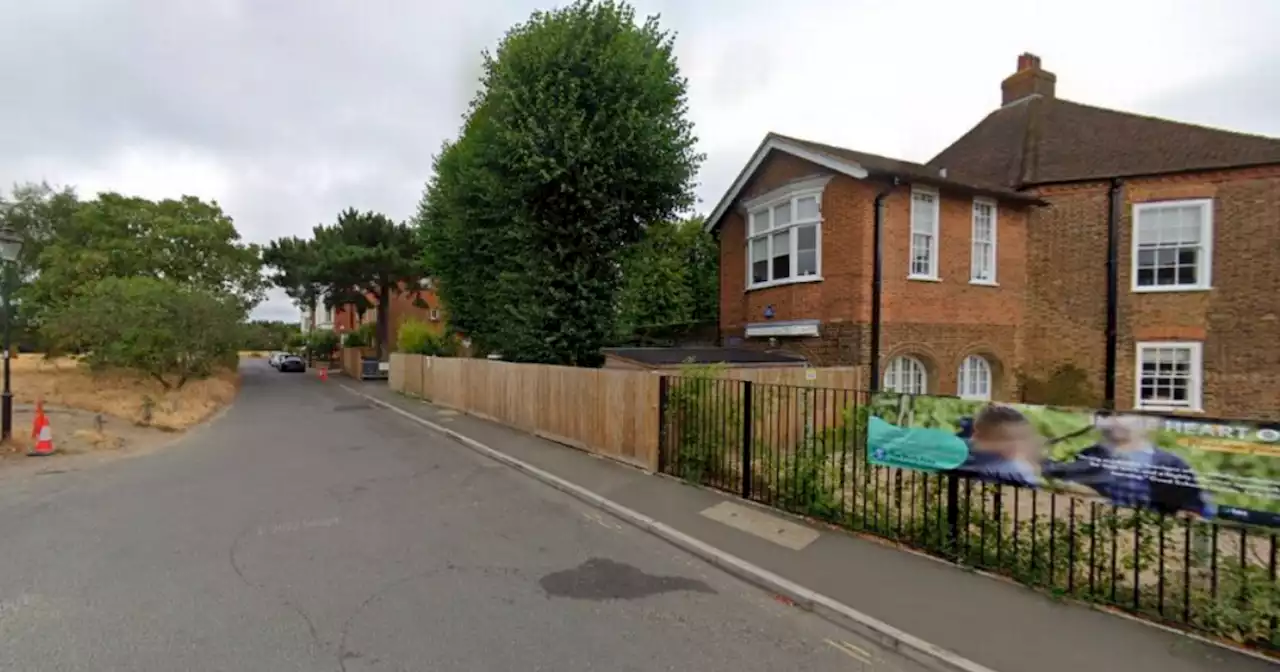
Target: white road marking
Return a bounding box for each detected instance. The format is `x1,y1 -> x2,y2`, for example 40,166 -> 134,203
256,517 -> 341,536
699,501 -> 820,550
581,511 -> 622,531
826,638 -> 875,665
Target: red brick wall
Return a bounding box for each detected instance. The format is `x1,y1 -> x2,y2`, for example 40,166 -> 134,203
1119,167 -> 1280,419
1021,181 -> 1112,405
717,151 -> 1031,398
1023,166 -> 1280,419
330,285 -> 445,348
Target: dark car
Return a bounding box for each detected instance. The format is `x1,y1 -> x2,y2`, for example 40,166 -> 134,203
278,354 -> 307,373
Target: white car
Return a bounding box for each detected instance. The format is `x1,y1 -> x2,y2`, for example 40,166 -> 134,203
277,354 -> 307,373
268,352 -> 287,368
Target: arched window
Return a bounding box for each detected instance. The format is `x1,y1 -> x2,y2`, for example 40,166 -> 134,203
884,356 -> 928,395
958,355 -> 993,400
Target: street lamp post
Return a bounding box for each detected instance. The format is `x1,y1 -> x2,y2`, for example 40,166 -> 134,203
0,227 -> 25,442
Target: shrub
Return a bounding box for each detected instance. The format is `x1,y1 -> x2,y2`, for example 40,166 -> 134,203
343,322 -> 375,348
286,332 -> 308,351
397,319 -> 457,356
42,276 -> 244,389
306,329 -> 340,360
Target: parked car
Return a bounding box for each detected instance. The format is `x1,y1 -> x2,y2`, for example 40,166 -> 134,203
268,352 -> 286,368
278,354 -> 307,373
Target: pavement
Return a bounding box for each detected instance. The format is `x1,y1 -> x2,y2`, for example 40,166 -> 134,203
0,359 -> 932,672
346,378 -> 1279,672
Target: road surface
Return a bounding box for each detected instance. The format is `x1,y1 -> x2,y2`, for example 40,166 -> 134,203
0,360 -> 927,672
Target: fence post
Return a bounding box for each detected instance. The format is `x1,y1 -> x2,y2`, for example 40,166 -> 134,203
741,380 -> 753,500
945,474 -> 961,560
657,375 -> 669,475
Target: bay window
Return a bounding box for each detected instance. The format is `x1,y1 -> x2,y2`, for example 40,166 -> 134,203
746,186 -> 822,288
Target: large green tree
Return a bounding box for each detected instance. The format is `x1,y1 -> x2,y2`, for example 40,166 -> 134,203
0,183 -> 81,346
24,192 -> 265,323
418,0 -> 701,365
615,216 -> 717,336
0,182 -> 80,281
262,236 -> 324,317
310,209 -> 425,359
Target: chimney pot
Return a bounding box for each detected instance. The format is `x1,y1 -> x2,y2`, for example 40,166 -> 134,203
1017,53 -> 1041,72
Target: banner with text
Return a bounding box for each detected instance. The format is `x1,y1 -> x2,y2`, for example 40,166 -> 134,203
867,394 -> 1280,528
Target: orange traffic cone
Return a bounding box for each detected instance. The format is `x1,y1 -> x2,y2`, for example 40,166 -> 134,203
28,402 -> 54,457
319,368 -> 329,381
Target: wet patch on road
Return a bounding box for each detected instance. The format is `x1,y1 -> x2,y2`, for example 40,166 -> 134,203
539,558 -> 715,601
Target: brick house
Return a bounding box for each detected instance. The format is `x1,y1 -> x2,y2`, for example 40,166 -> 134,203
331,279 -> 446,347
710,54 -> 1280,419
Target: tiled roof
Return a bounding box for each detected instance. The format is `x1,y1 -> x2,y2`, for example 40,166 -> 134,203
930,96 -> 1280,187
772,133 -> 1033,201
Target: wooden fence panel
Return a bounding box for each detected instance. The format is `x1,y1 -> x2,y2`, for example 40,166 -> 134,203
725,366 -> 863,390
388,355 -> 660,470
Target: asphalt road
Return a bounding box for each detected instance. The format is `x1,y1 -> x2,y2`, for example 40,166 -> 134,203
0,359 -> 928,672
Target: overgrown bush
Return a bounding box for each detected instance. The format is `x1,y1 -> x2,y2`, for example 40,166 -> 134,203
343,322 -> 375,348
286,332 -> 308,352
666,363 -> 740,485
397,319 -> 457,356
43,276 -> 244,389
306,329 -> 340,360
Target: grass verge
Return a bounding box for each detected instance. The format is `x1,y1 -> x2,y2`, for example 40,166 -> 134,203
10,354 -> 239,431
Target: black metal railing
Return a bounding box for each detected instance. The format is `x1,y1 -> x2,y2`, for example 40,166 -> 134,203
656,374 -> 1280,651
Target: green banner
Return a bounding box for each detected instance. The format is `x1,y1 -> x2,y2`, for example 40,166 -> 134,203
867,393 -> 1280,528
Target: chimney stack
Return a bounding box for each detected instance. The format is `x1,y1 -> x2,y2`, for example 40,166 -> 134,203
1001,52 -> 1056,106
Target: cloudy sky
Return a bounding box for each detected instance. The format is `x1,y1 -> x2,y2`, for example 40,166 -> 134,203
3,0 -> 1277,321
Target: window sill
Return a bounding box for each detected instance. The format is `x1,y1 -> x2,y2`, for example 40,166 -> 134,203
1135,403 -> 1203,414
969,279 -> 999,287
907,275 -> 941,283
746,275 -> 823,292
1132,285 -> 1211,294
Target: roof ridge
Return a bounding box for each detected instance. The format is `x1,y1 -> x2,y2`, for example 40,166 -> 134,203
771,132 -> 932,169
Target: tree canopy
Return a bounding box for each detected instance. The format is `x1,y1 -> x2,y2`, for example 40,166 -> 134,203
418,0 -> 702,365
615,217 -> 717,337
0,184 -> 262,384
262,236 -> 323,315
265,209 -> 425,359
240,319 -> 302,352
22,192 -> 265,323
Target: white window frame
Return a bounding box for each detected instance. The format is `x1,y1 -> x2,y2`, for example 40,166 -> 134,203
1131,199 -> 1213,293
1134,341 -> 1203,412
743,178 -> 826,291
909,188 -> 940,280
957,355 -> 993,400
884,356 -> 929,395
429,308 -> 441,322
970,198 -> 998,285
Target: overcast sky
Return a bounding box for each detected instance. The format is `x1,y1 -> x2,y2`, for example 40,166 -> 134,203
3,0 -> 1277,321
